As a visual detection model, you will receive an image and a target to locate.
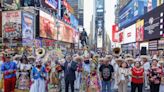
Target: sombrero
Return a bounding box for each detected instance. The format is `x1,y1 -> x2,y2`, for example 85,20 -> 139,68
152,55 -> 159,61
124,54 -> 132,59
140,55 -> 149,60
27,55 -> 36,60
115,57 -> 124,65
125,58 -> 135,65
13,54 -> 22,60
105,55 -> 113,60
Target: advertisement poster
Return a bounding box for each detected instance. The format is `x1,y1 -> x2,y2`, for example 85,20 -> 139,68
22,12 -> 34,46
45,0 -> 58,10
70,14 -> 78,29
2,11 -> 21,39
147,0 -> 158,12
144,4 -> 164,40
2,0 -> 20,10
119,31 -> 124,43
112,25 -> 118,42
57,20 -> 74,43
63,0 -> 74,13
136,19 -> 144,42
73,31 -> 79,43
39,10 -> 57,40
123,24 -> 136,44
22,12 -> 34,39
118,0 -> 146,28
62,24 -> 74,43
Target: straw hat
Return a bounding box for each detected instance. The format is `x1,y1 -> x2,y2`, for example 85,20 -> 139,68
140,55 -> 149,60
124,54 -> 132,59
27,55 -> 36,60
152,55 -> 159,61
125,58 -> 135,65
105,55 -> 113,60
13,54 -> 22,60
115,57 -> 124,65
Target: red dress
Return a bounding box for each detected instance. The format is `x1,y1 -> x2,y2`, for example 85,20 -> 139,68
131,67 -> 144,84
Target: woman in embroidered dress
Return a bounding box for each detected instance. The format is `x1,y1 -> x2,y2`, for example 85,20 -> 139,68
117,61 -> 130,92
131,61 -> 144,92
86,62 -> 100,92
17,56 -> 32,91
148,59 -> 162,92
30,59 -> 47,92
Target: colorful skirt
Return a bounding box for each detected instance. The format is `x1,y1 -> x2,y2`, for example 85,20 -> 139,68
17,73 -> 30,90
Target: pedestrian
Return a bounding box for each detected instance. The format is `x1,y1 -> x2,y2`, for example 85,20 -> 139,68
141,55 -> 150,90
99,58 -> 114,92
81,55 -> 91,92
1,51 -> 17,92
111,56 -> 119,91
17,56 -> 32,91
63,55 -> 77,92
148,59 -> 162,92
117,61 -> 130,92
30,59 -> 47,92
86,62 -> 100,92
131,61 -> 144,92
158,56 -> 164,92
74,56 -> 83,91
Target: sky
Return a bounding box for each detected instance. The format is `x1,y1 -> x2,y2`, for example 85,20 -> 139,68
83,0 -> 117,45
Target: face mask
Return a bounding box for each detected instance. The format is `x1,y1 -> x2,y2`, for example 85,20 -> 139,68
84,60 -> 90,64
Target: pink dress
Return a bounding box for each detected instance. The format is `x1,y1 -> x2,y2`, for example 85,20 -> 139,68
87,73 -> 100,92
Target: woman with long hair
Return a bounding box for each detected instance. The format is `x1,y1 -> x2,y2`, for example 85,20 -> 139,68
131,61 -> 144,92
148,59 -> 162,92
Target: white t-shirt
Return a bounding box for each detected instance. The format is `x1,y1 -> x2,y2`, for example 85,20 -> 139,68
143,62 -> 150,71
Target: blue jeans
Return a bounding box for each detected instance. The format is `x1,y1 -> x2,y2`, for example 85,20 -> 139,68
102,81 -> 112,92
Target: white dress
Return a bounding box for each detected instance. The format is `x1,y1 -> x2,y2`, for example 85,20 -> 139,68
143,62 -> 150,88
30,67 -> 46,92
30,78 -> 46,92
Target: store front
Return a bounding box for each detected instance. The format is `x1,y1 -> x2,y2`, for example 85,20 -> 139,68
148,40 -> 158,56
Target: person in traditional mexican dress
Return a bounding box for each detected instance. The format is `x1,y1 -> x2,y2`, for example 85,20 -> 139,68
86,62 -> 100,92
1,52 -> 17,92
17,56 -> 32,91
30,59 -> 47,92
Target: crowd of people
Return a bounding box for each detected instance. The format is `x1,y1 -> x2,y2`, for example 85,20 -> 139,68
0,47 -> 164,92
